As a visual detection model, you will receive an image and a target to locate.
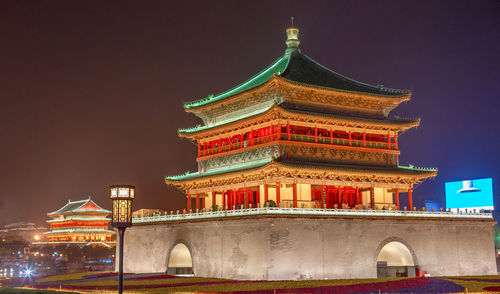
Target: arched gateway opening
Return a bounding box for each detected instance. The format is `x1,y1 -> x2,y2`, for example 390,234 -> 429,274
166,243 -> 194,275
376,241 -> 416,278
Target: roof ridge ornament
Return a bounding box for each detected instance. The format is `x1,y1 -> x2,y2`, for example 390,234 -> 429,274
285,17 -> 300,54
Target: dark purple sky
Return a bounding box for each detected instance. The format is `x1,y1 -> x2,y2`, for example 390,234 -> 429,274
1,0 -> 499,225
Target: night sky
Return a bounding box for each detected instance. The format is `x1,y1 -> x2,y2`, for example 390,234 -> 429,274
1,1 -> 499,225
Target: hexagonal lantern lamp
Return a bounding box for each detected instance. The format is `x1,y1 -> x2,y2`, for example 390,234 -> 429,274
110,184 -> 135,294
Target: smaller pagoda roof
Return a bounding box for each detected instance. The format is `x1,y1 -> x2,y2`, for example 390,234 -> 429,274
48,198 -> 111,216
46,217 -> 111,223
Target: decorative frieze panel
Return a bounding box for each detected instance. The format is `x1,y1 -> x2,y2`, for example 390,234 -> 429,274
203,146 -> 283,171
191,77 -> 408,126
197,88 -> 284,125
276,81 -> 400,117
181,166 -> 417,194
284,145 -> 392,167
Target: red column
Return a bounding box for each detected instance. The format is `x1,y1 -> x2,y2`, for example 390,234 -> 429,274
187,194 -> 191,213
222,191 -> 226,209
387,134 -> 391,149
244,187 -> 249,209
356,187 -> 360,205
339,186 -> 344,207
344,186 -> 348,207
264,184 -> 269,202
203,142 -> 206,156
363,133 -> 366,147
321,185 -> 326,208
212,191 -> 216,207
198,143 -> 201,157
408,188 -> 413,210
395,188 -> 400,210
394,135 -> 398,150
330,129 -> 333,144
314,127 -> 318,143
370,187 -> 374,209
196,194 -> 200,211
232,189 -> 237,210
276,182 -> 281,206
349,131 -> 352,146
287,124 -> 291,141
293,183 -> 298,208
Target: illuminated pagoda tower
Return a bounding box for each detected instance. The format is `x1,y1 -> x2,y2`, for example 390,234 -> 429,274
165,24 -> 437,212
37,198 -> 115,247
124,24 -> 495,280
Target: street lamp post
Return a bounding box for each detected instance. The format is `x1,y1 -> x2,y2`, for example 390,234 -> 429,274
110,185 -> 135,294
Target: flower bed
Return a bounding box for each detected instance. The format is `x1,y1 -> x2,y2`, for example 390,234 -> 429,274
126,274 -> 179,280
16,272 -> 500,294
36,272 -> 101,283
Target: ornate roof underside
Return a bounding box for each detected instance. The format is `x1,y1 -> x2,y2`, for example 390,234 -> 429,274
184,50 -> 409,110
178,103 -> 419,137
165,159 -> 436,183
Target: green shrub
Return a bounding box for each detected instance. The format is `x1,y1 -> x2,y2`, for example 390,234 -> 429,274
264,200 -> 277,207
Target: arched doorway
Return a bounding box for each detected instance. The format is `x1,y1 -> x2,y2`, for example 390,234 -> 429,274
166,243 -> 194,275
376,241 -> 416,278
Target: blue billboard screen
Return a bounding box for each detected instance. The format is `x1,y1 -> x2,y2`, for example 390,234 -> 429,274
445,178 -> 494,211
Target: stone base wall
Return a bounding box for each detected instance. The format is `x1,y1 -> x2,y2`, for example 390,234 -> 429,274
120,217 -> 496,280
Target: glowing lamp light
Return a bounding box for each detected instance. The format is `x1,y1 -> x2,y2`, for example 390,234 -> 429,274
110,185 -> 135,228
33,235 -> 40,241
110,184 -> 135,294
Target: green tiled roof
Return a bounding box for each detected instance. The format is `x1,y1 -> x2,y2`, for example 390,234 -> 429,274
178,104 -> 418,135
278,160 -> 437,175
47,217 -> 111,223
165,159 -> 272,181
179,104 -> 274,134
183,50 -> 410,110
165,159 -> 436,183
184,55 -> 291,109
281,105 -> 419,126
48,198 -> 110,215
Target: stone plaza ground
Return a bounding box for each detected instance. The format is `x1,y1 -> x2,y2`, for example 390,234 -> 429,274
3,272 -> 500,293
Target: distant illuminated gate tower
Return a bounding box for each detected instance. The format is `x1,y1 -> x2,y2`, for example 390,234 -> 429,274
165,25 -> 437,211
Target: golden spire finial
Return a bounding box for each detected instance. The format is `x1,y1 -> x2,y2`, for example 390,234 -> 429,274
285,17 -> 300,53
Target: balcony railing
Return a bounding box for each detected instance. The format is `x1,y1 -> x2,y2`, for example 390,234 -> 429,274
132,207 -> 492,224
199,132 -> 395,159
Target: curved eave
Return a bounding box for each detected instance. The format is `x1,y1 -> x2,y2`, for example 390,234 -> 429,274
184,74 -> 411,114
48,210 -> 111,216
277,75 -> 411,101
183,50 -> 412,112
165,159 -> 272,183
178,103 -> 420,140
165,160 -> 437,186
183,55 -> 291,110
277,161 -> 438,181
